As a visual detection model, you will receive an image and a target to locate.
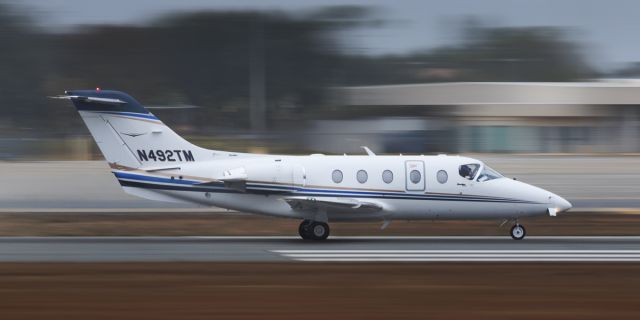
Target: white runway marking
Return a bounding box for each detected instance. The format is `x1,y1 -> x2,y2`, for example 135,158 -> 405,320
0,236 -> 639,262
272,250 -> 640,262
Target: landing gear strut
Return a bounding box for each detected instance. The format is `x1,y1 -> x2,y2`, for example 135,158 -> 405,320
510,224 -> 526,240
298,219 -> 330,240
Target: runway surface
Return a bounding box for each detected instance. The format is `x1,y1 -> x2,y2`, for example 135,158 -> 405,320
2,236 -> 640,262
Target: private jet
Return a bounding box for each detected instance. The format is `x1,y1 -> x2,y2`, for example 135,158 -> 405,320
53,89 -> 572,240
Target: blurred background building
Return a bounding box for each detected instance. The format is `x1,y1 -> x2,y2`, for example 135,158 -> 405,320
2,0 -> 640,159
327,81 -> 640,153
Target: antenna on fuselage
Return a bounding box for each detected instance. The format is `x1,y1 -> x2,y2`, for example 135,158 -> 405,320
361,146 -> 376,156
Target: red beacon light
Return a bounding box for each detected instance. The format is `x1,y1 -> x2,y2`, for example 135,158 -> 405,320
96,87 -> 101,91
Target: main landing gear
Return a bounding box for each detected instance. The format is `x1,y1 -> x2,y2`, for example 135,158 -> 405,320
298,219 -> 330,240
510,224 -> 526,240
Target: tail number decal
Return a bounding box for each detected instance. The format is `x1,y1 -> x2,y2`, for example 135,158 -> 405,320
137,150 -> 194,162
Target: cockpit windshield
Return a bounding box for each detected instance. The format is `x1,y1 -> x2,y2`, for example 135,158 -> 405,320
476,165 -> 503,182
458,163 -> 480,180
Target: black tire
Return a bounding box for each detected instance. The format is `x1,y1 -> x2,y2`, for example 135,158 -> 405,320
309,221 -> 330,240
298,220 -> 312,240
510,224 -> 526,240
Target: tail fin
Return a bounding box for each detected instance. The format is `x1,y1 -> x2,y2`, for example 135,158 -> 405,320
57,89 -> 211,169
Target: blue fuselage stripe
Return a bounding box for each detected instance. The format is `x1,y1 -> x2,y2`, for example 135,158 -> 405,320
114,171 -> 197,185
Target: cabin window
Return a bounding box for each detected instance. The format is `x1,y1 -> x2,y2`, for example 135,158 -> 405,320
437,170 -> 448,184
477,166 -> 503,182
458,164 -> 480,180
332,169 -> 343,183
409,170 -> 421,184
356,170 -> 368,184
382,170 -> 393,184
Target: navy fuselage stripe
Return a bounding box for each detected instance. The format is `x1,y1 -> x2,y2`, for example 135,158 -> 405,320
119,180 -> 236,193
114,171 -> 197,185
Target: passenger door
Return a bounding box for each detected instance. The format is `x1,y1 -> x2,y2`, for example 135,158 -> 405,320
405,160 -> 425,191
293,164 -> 306,188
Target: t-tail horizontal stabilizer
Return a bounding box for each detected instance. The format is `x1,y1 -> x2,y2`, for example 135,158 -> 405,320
50,94 -> 127,105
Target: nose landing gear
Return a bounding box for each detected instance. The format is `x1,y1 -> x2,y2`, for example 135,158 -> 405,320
298,219 -> 330,240
510,224 -> 526,240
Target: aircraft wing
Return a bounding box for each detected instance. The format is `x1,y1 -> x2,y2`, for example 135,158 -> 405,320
283,196 -> 382,213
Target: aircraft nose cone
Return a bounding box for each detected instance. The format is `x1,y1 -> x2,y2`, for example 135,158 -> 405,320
553,196 -> 572,213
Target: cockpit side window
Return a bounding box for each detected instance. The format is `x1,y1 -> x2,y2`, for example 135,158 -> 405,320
476,165 -> 503,182
458,164 -> 480,180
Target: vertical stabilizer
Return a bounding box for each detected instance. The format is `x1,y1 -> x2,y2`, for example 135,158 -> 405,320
56,89 -> 214,168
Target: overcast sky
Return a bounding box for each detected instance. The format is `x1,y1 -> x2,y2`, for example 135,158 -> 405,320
14,0 -> 640,69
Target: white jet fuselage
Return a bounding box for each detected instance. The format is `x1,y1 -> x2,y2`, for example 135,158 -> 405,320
117,154 -> 571,222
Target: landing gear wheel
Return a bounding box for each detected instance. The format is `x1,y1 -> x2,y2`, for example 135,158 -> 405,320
309,221 -> 330,240
510,224 -> 526,240
298,220 -> 313,240
298,220 -> 330,240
